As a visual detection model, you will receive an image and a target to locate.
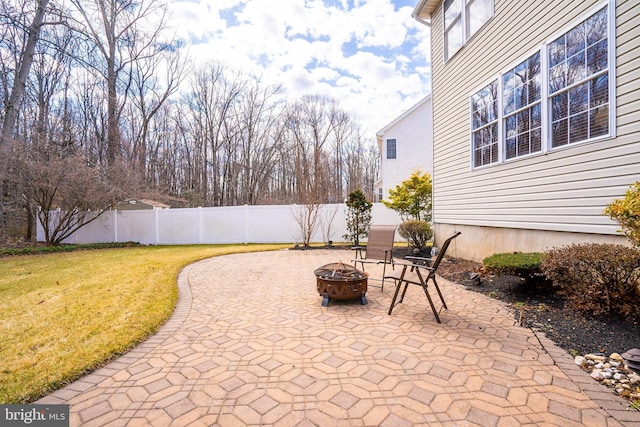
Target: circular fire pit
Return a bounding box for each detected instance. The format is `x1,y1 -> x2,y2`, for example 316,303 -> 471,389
314,262 -> 368,306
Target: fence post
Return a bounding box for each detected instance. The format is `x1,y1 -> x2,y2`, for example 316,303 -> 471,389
198,206 -> 203,244
114,210 -> 118,243
244,204 -> 249,244
155,208 -> 160,244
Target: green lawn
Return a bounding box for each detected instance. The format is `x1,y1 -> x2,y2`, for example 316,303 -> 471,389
0,244 -> 288,403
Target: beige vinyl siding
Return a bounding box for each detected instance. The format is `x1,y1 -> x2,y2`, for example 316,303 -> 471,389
430,0 -> 640,236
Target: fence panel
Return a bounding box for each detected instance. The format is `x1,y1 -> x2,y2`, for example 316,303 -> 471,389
37,203 -> 403,245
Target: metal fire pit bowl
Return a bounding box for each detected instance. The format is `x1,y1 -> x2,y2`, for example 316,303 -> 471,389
314,262 -> 368,307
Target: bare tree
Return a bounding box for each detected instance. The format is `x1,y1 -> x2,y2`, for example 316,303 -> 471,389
14,147 -> 125,245
233,77 -> 285,205
285,95 -> 338,245
185,63 -> 246,206
68,0 -> 171,163
127,38 -> 187,178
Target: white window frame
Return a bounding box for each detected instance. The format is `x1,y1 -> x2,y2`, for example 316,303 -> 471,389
502,51 -> 543,160
469,0 -> 615,170
444,0 -> 494,62
470,78 -> 500,168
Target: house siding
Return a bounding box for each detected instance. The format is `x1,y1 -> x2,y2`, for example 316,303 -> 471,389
378,97 -> 433,200
428,0 -> 640,260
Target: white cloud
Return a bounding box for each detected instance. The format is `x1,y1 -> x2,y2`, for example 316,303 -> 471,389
167,0 -> 431,136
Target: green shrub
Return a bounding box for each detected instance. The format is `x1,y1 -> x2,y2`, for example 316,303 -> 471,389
541,243 -> 640,317
482,252 -> 547,286
0,242 -> 139,257
604,181 -> 640,247
382,171 -> 432,222
398,220 -> 432,249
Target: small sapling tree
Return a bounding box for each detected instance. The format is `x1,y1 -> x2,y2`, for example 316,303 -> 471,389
343,189 -> 372,246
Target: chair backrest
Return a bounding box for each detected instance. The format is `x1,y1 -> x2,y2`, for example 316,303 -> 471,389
430,231 -> 461,271
365,225 -> 397,261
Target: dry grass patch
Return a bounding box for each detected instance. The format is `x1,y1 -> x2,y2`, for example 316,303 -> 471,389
0,244 -> 287,403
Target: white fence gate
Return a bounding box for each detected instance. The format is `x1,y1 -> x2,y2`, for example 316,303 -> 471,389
37,203 -> 403,245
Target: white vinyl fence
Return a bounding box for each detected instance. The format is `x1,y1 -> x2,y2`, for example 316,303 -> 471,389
37,203 -> 403,245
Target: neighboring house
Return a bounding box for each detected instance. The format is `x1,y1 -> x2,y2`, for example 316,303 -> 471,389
412,0 -> 640,261
114,199 -> 170,210
375,95 -> 433,202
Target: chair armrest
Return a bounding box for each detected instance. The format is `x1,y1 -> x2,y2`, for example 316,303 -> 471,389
405,255 -> 434,266
400,258 -> 435,273
392,259 -> 415,267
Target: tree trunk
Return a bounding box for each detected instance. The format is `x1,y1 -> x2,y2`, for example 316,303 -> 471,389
1,0 -> 50,144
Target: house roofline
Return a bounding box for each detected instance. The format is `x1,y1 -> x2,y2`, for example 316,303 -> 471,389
412,0 -> 439,26
376,94 -> 431,139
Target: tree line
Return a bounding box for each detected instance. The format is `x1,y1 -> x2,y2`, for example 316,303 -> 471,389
0,0 -> 379,242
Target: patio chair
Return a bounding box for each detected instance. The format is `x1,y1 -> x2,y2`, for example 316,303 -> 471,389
351,224 -> 397,292
385,231 -> 461,323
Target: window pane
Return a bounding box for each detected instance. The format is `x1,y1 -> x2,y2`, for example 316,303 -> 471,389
569,83 -> 588,115
548,37 -> 566,68
552,119 -> 569,147
467,0 -> 492,37
531,128 -> 542,152
587,39 -> 608,74
528,53 -> 541,100
517,110 -> 530,132
549,63 -> 567,93
531,103 -> 541,128
591,74 -> 609,107
586,7 -> 608,45
445,18 -> 464,59
567,51 -> 586,86
502,72 -> 515,114
566,22 -> 586,58
590,105 -> 608,138
505,115 -> 517,138
552,92 -> 568,121
515,85 -> 528,110
518,133 -> 530,156
570,112 -> 588,143
444,0 -> 462,28
506,138 -> 516,159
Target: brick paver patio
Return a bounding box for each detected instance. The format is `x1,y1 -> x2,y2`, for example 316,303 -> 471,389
38,250 -> 640,426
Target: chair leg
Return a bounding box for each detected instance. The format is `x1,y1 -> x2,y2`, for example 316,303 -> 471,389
380,263 -> 386,292
388,280 -> 403,314
421,285 -> 442,323
429,275 -> 448,309
398,282 -> 409,303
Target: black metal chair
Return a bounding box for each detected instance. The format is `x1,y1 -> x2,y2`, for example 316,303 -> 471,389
385,231 -> 461,323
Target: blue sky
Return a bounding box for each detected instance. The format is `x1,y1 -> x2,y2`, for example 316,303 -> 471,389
169,0 -> 431,136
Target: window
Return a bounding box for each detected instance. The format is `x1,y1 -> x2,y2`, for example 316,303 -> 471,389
548,6 -> 609,147
386,139 -> 397,159
503,52 -> 542,159
444,0 -> 493,61
469,4 -> 612,169
471,80 -> 499,167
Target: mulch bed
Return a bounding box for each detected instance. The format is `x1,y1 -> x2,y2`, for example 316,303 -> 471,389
416,252 -> 640,358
